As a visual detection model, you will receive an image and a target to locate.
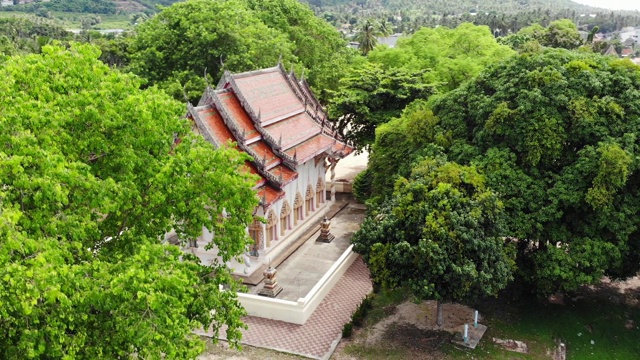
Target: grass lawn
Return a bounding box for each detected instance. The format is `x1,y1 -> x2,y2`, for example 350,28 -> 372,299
468,289 -> 640,360
338,283 -> 639,360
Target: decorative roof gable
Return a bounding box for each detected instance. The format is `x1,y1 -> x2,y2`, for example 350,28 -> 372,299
188,64 -> 353,207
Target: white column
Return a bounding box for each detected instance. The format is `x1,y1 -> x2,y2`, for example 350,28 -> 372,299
330,158 -> 337,202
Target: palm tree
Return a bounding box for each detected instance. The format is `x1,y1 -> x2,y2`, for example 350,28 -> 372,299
354,19 -> 380,56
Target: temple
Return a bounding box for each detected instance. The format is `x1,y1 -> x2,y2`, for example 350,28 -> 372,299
183,64 -> 353,278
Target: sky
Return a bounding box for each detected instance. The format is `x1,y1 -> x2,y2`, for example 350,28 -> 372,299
573,0 -> 640,11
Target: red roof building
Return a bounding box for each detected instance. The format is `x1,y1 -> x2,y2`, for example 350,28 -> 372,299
187,64 -> 352,272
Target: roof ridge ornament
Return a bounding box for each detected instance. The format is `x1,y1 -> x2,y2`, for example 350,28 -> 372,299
278,134 -> 282,149
204,67 -> 211,88
277,53 -> 283,66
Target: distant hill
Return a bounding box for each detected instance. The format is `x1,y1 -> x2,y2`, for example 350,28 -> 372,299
304,0 -> 608,13
2,0 -> 184,14
305,0 -> 640,33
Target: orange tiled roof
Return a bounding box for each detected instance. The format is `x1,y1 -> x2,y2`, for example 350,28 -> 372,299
188,64 -> 353,207
232,70 -> 304,123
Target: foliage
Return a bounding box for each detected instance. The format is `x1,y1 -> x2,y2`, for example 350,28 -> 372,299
0,44 -> 258,358
241,0 -> 355,99
130,0 -> 352,103
305,0 -> 640,35
501,19 -> 583,51
129,0 -> 294,102
327,63 -> 434,151
0,17 -> 72,57
352,168 -> 373,204
353,19 -> 381,55
5,0 -> 117,14
342,322 -> 354,338
368,23 -> 515,92
365,101 -> 445,203
352,158 -> 515,304
429,49 -> 640,294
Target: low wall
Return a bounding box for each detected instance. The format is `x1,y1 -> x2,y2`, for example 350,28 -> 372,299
238,245 -> 358,324
329,180 -> 353,193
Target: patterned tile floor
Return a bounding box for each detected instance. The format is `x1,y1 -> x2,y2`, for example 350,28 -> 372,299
231,257 -> 371,359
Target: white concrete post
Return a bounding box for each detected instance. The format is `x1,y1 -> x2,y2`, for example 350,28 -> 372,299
474,310 -> 478,328
463,324 -> 468,343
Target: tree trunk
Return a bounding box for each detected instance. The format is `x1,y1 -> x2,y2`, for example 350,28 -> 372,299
436,301 -> 444,327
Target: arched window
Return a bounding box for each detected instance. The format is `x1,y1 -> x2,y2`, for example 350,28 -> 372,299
316,178 -> 325,207
280,201 -> 291,236
266,209 -> 277,247
248,219 -> 263,256
293,192 -> 304,225
305,184 -> 314,216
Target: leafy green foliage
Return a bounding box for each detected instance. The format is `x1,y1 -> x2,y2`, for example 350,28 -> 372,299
328,23 -> 512,152
327,63 -> 434,151
501,19 -> 583,51
352,168 -> 373,204
130,0 -> 294,102
368,23 -> 515,92
0,17 -> 72,58
0,44 -> 258,358
365,101 -> 445,203
429,49 -> 640,294
353,19 -> 381,55
130,0 -> 352,102
306,0 -> 640,35
242,0 -> 355,99
352,158 -> 515,303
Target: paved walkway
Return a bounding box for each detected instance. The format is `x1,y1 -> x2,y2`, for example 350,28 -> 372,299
214,256 -> 372,359
239,257 -> 371,359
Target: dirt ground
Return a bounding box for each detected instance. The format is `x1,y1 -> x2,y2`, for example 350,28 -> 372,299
331,300 -> 477,360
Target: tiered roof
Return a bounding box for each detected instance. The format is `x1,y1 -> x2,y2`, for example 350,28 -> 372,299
188,64 -> 353,207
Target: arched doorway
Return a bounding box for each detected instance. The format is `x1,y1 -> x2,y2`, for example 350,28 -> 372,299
305,184 -> 314,216
266,209 -> 277,247
248,219 -> 263,256
280,201 -> 291,236
294,192 -> 304,225
316,178 -> 325,207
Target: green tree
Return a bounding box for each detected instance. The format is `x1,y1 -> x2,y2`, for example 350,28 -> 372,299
0,44 -> 258,358
368,23 -> 515,92
352,158 -> 514,325
430,49 -> 640,294
327,63 -> 434,151
354,19 -> 381,55
241,0 -> 354,100
129,0 -> 296,102
130,0 -> 353,103
364,101 -> 444,203
502,20 -> 583,51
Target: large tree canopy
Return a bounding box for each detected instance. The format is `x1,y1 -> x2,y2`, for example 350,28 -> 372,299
129,0 -> 352,102
129,0 -> 295,101
0,44 -> 258,358
329,23 -> 513,151
327,63 -> 434,151
352,158 -> 514,323
367,23 -> 515,92
426,49 -> 640,294
500,19 -> 583,51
